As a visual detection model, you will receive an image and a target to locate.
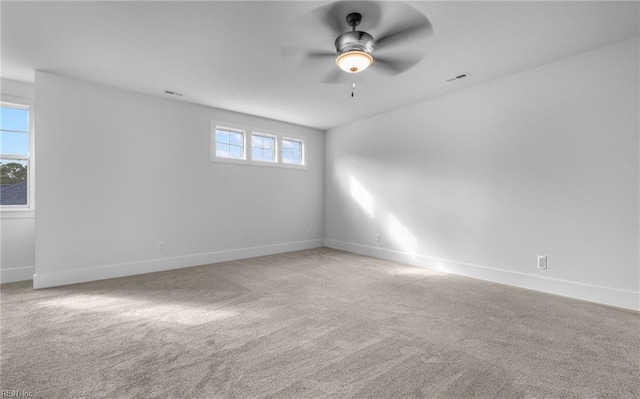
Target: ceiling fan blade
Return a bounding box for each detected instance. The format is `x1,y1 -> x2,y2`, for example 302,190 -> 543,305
310,1 -> 383,35
280,47 -> 335,61
321,68 -> 344,84
374,55 -> 422,75
317,3 -> 349,35
304,51 -> 337,60
374,16 -> 433,50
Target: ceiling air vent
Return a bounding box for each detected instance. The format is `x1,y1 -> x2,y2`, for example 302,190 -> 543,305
164,90 -> 184,97
446,73 -> 469,83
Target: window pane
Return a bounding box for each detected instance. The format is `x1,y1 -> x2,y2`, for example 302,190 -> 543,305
263,137 -> 274,150
0,159 -> 28,205
216,145 -> 230,158
252,135 -> 263,147
283,151 -> 292,164
229,144 -> 243,159
216,130 -> 230,144
252,148 -> 262,161
291,142 -> 300,152
230,132 -> 243,145
291,152 -> 300,164
0,131 -> 28,156
263,149 -> 273,162
282,140 -> 291,150
0,107 -> 28,132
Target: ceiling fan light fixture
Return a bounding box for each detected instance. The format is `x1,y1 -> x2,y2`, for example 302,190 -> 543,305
336,50 -> 373,73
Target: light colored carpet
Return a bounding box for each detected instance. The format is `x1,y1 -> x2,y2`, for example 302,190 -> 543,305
1,248 -> 638,398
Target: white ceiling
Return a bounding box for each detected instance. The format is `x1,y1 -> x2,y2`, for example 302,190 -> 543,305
2,1 -> 638,130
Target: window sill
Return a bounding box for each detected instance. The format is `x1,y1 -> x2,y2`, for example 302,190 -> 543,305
211,156 -> 307,170
1,209 -> 35,219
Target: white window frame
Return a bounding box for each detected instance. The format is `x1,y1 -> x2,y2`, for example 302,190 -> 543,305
210,121 -> 306,169
1,96 -> 35,217
281,136 -> 305,166
213,126 -> 246,162
251,132 -> 277,163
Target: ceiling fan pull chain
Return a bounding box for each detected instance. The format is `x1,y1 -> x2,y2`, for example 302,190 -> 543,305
351,75 -> 356,97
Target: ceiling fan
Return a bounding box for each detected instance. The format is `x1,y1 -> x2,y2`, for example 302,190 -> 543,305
285,1 -> 433,85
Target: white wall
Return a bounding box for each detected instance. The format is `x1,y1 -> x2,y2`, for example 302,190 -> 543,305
325,38 -> 639,310
1,79 -> 36,283
35,72 -> 324,288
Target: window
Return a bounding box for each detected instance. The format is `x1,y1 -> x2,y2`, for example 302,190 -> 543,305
251,133 -> 276,162
1,102 -> 30,207
282,138 -> 303,165
215,127 -> 245,160
211,121 -> 306,169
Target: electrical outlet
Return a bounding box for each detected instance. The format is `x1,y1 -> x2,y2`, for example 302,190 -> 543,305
157,242 -> 165,252
537,255 -> 547,270
376,234 -> 381,243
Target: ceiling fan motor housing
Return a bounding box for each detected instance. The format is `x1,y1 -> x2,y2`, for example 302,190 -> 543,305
335,31 -> 375,55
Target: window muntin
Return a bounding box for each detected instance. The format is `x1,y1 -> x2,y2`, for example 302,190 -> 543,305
282,138 -> 303,165
215,128 -> 245,160
1,103 -> 30,207
251,133 -> 276,162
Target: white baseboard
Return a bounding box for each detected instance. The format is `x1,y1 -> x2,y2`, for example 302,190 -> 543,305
33,239 -> 324,289
325,239 -> 640,312
0,265 -> 35,284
